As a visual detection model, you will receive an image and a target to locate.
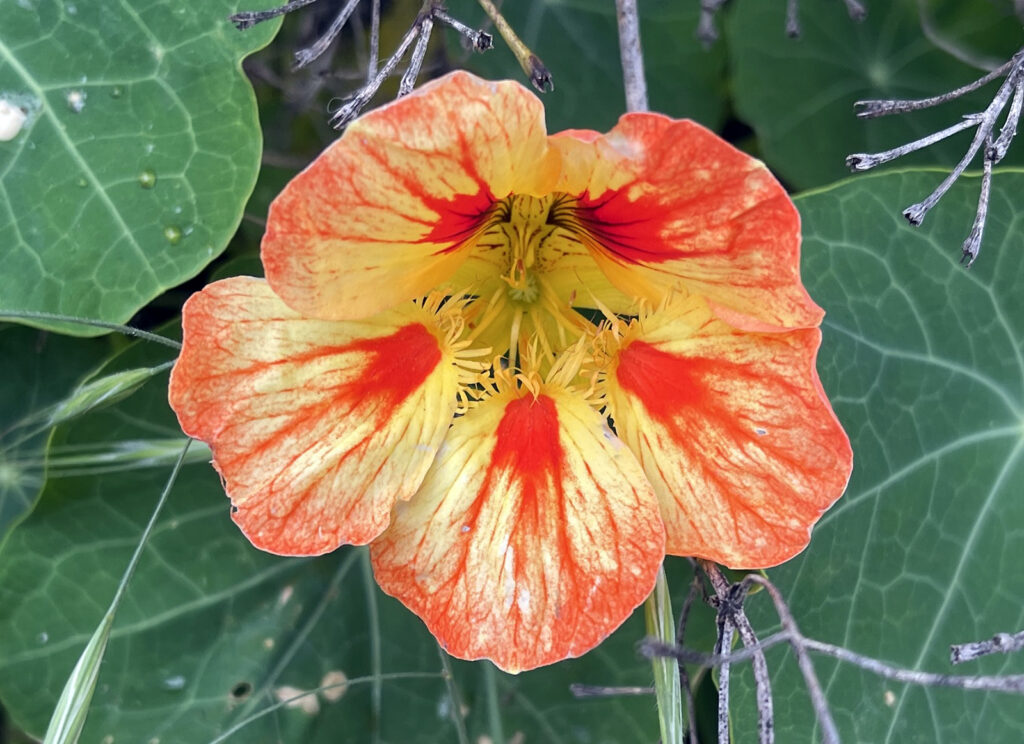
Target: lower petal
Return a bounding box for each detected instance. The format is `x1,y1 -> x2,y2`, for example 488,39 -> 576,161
168,277 -> 458,555
371,387 -> 665,673
604,299 -> 852,568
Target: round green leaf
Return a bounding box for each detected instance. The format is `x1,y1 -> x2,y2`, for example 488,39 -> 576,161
0,1 -> 279,335
730,169 -> 1024,740
727,0 -> 1024,189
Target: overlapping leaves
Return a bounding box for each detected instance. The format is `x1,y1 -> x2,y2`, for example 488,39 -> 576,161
0,0 -> 278,335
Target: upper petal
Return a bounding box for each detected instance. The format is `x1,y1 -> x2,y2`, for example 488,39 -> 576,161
168,277 -> 459,555
603,298 -> 852,568
552,113 -> 822,331
371,387 -> 665,673
262,71 -> 559,321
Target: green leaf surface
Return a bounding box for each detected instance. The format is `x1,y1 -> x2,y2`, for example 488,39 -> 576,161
727,0 -> 1024,189
730,169 -> 1024,741
0,1 -> 279,335
0,325 -> 111,543
446,0 -> 727,133
0,331 -> 716,743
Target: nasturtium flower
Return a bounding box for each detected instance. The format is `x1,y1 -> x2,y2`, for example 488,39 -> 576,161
169,71 -> 852,673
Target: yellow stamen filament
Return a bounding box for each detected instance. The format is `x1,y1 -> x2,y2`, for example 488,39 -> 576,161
463,288 -> 508,345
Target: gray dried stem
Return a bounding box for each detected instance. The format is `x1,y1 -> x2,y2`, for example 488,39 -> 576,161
229,0 -> 494,130
229,0 -> 320,29
847,48 -> 1024,266
702,562 -> 775,744
675,572 -> 702,744
696,0 -> 866,46
616,0 -> 648,112
639,568 -> 1024,743
951,630 -> 1024,665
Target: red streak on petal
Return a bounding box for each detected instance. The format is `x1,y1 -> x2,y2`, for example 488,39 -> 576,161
346,323 -> 443,410
459,394 -> 569,589
353,128 -> 496,253
419,185 -> 497,252
489,394 -> 562,486
615,338 -> 817,501
574,190 -> 683,265
615,340 -> 706,417
223,323 -> 442,478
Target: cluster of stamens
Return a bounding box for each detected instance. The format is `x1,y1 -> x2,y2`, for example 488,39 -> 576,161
425,193 -> 635,412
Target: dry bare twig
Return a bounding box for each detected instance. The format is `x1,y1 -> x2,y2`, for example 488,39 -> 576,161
951,630 -> 1024,665
637,568 -> 1024,743
847,47 -> 1024,266
701,562 -> 776,744
228,0 -> 531,130
615,0 -> 648,112
696,0 -> 866,47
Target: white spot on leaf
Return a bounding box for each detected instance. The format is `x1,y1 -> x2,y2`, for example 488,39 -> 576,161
66,89 -> 86,113
274,685 -> 320,715
277,585 -> 294,607
0,100 -> 27,141
320,670 -> 348,702
162,675 -> 186,690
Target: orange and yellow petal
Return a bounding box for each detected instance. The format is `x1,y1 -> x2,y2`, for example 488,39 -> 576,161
552,113 -> 822,331
262,71 -> 561,321
168,277 -> 459,556
602,298 -> 852,568
370,386 -> 665,673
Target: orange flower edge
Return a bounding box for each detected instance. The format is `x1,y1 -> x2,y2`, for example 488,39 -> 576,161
170,71 -> 852,672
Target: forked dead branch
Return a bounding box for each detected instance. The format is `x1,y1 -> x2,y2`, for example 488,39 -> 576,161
228,0 -> 553,129
847,47 -> 1024,266
634,562 -> 1024,744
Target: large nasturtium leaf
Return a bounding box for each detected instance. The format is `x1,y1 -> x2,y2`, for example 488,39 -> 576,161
0,1 -> 279,336
0,325 -> 113,543
727,0 -> 1024,189
446,0 -> 727,134
0,331 -> 687,743
728,169 -> 1024,741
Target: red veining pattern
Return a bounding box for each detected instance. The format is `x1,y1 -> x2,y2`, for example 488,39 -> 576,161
342,323 -> 443,410
486,394 -> 562,490
419,185 -> 497,251
174,312 -> 445,555
573,189 -> 683,265
615,340 -> 707,416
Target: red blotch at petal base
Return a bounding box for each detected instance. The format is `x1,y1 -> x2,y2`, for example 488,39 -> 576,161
606,305 -> 852,568
371,388 -> 666,673
168,277 -> 458,556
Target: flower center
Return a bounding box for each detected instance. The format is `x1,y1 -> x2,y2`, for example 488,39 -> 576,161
494,193 -> 563,305
449,192 -> 628,380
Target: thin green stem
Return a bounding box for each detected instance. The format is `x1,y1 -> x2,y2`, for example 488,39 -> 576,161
42,439 -> 192,744
0,310 -> 182,349
4,361 -> 175,452
360,549 -> 384,743
645,564 -> 684,744
206,672 -> 443,744
483,661 -> 506,744
436,645 -> 471,744
109,439 -> 192,608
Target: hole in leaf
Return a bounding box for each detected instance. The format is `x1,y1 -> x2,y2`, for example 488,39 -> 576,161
230,681 -> 252,700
